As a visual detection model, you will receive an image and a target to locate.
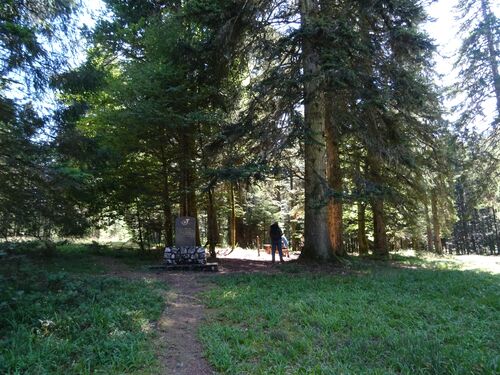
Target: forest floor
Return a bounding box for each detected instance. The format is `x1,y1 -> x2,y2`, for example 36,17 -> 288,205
97,249 -> 299,374
1,243 -> 499,374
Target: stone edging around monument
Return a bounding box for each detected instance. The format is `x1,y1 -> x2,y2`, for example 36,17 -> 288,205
164,246 -> 207,265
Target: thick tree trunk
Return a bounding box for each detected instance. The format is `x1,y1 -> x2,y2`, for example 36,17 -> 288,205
300,0 -> 333,260
371,199 -> 387,256
431,189 -> 443,254
357,202 -> 369,255
162,193 -> 173,247
481,0 -> 500,117
325,94 -> 344,256
207,187 -> 218,257
368,151 -> 388,256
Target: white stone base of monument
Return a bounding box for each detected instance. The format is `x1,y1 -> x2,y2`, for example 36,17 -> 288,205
164,246 -> 206,265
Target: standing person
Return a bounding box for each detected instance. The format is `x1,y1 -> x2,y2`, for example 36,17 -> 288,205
269,222 -> 284,264
281,232 -> 290,257
281,233 -> 289,249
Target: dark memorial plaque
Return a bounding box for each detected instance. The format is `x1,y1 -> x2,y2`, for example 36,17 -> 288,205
175,216 -> 196,247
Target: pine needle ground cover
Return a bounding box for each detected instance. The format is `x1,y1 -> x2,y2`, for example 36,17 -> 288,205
200,258 -> 499,374
0,244 -> 166,374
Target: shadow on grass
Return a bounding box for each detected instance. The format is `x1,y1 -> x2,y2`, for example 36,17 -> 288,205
0,244 -> 167,374
1,241 -> 164,273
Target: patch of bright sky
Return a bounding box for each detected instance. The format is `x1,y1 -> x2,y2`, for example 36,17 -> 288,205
71,0 -> 106,66
424,0 -> 498,131
3,0 -> 106,141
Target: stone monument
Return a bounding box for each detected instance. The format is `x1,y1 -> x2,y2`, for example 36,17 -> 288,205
163,216 -> 207,266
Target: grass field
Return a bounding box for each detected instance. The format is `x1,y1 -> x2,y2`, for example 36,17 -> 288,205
0,242 -> 166,374
1,243 -> 499,374
200,256 -> 500,374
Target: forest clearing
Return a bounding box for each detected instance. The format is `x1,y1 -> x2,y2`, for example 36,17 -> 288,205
1,0 -> 500,373
1,242 -> 499,374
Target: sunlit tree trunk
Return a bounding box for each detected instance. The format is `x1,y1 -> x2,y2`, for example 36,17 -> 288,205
300,0 -> 333,260
325,94 -> 344,256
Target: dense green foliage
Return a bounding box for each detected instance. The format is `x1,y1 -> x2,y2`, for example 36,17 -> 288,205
0,0 -> 90,239
0,0 -> 79,90
0,244 -> 166,374
0,1 -> 498,253
200,259 -> 499,374
1,1 -> 499,373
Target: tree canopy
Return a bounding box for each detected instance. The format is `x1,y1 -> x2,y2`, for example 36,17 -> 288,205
1,0 -> 498,256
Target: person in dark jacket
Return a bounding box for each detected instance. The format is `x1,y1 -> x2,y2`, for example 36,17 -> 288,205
269,222 -> 284,264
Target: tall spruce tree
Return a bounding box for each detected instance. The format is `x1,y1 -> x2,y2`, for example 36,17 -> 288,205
454,0 -> 500,128
58,0 -> 256,249
0,0 -> 88,239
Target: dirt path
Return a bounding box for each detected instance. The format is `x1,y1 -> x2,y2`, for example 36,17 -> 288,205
98,256 -> 288,375
98,256 -> 216,374
152,258 -> 284,374
155,271 -> 214,375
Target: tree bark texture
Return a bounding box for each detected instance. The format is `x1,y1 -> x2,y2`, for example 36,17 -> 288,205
300,0 -> 333,260
230,182 -> 236,250
206,187 -> 218,257
424,201 -> 433,252
325,94 -> 344,256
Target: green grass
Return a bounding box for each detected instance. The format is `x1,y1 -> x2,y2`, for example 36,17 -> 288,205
2,240 -> 164,272
200,260 -> 500,374
2,243 -> 498,374
0,243 -> 166,374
